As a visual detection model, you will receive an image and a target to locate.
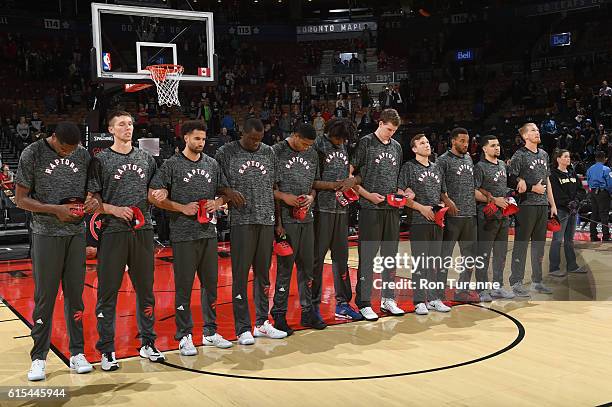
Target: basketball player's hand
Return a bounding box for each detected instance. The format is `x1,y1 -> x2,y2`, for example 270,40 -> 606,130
226,190 -> 246,207
368,192 -> 385,204
283,193 -> 301,207
205,198 -> 224,212
112,206 -> 134,222
299,194 -> 314,208
336,176 -> 357,192
275,224 -> 285,237
418,205 -> 435,222
54,205 -> 81,222
403,188 -> 416,200
532,180 -> 546,194
493,197 -> 508,209
181,202 -> 199,216
150,189 -> 168,202
447,200 -> 460,216
84,195 -> 100,214
517,179 -> 527,194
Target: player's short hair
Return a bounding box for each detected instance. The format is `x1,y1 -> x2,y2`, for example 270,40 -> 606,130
378,109 -> 401,127
244,118 -> 264,134
450,127 -> 469,140
410,133 -> 427,148
181,120 -> 207,136
107,110 -> 133,126
295,123 -> 317,140
54,121 -> 81,146
519,122 -> 536,138
325,118 -> 356,141
595,151 -> 607,162
480,135 -> 498,148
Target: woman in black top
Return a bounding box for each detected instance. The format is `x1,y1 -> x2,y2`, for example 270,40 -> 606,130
549,149 -> 586,276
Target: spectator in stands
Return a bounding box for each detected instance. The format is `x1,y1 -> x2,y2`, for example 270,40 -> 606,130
313,111 -> 325,137
584,119 -> 597,158
595,134 -> 612,165
16,116 -> 30,146
221,111 -> 235,133
30,112 -> 43,132
599,80 -> 612,113
349,54 -> 361,73
0,164 -> 15,190
291,87 -> 301,105
557,81 -> 569,115
378,86 -> 393,109
540,113 -> 558,152
279,111 -> 291,139
339,77 -> 350,97
438,81 -> 450,98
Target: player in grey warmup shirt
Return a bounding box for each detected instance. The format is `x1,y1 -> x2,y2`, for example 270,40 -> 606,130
271,123 -> 325,334
435,127 -> 478,303
149,120 -> 239,354
398,134 -> 451,315
16,122 -> 99,381
215,118 -> 287,345
351,108 -> 405,321
311,118 -> 363,321
507,123 -> 557,297
473,135 -> 516,300
88,111 -> 165,371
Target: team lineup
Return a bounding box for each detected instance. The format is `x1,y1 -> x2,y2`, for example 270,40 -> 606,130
16,108 -> 564,381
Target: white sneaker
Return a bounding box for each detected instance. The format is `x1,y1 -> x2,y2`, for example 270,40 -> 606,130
359,307 -> 379,321
179,334 -> 197,356
101,352 -> 119,371
427,299 -> 451,313
253,320 -> 287,339
27,359 -> 46,381
69,353 -> 93,374
203,333 -> 233,349
380,298 -> 405,316
414,303 -> 429,315
139,342 -> 166,362
238,331 -> 255,345
490,287 -> 515,299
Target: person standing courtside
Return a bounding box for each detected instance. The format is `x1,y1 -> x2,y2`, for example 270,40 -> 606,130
435,128 -> 478,303
508,123 -> 557,297
271,123 -> 326,334
16,122 -> 99,381
215,118 -> 287,345
149,120 -> 239,354
549,149 -> 586,276
586,151 -> 612,242
88,111 -> 166,371
351,108 -> 405,321
398,134 -> 450,315
473,135 -> 515,300
312,118 -> 363,321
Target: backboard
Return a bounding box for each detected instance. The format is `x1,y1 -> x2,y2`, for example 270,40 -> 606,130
91,3 -> 216,85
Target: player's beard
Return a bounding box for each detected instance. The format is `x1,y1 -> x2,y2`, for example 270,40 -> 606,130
188,145 -> 203,154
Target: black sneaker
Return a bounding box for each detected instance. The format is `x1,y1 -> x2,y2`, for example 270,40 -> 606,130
273,314 -> 294,336
301,309 -> 327,330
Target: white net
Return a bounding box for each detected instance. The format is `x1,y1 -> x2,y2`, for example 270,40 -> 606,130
147,64 -> 184,107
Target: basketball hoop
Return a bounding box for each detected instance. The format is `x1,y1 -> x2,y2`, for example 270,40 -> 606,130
147,64 -> 184,107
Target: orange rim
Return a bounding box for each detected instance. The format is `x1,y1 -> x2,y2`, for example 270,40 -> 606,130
146,64 -> 184,82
